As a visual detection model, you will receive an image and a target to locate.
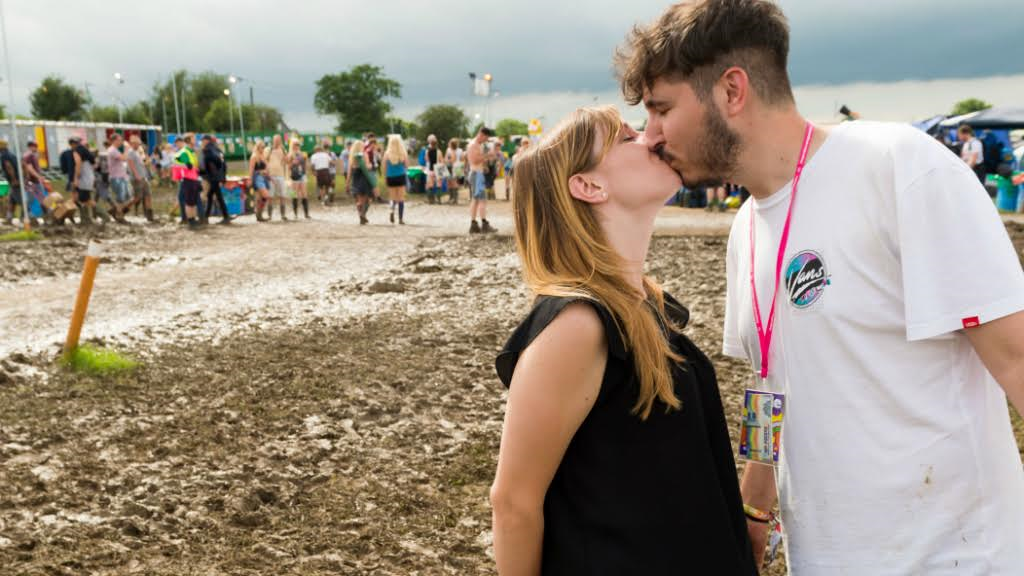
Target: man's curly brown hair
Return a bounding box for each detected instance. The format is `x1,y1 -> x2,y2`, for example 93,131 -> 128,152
615,0 -> 795,107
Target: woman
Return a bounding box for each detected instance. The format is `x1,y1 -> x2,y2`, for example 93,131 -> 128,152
445,138 -> 462,205
491,107 -> 757,575
249,141 -> 271,221
423,135 -> 443,204
288,140 -> 309,219
159,143 -> 173,185
345,140 -> 374,225
383,135 -> 408,225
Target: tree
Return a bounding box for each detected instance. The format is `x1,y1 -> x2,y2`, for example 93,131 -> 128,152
495,118 -> 528,140
202,98 -> 234,132
950,98 -> 992,117
314,64 -> 401,134
243,104 -> 284,132
387,116 -> 418,139
148,70 -> 284,133
88,105 -> 120,123
415,104 -> 469,145
0,103 -> 5,118
122,102 -> 153,125
30,76 -> 88,120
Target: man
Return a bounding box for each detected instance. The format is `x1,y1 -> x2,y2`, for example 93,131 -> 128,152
310,144 -> 332,204
620,1 -> 1024,574
201,135 -> 230,225
958,124 -> 987,186
21,141 -> 50,225
105,134 -> 131,223
174,133 -> 203,229
0,139 -> 21,225
466,126 -> 496,234
126,135 -> 156,222
59,137 -> 78,192
71,137 -> 103,225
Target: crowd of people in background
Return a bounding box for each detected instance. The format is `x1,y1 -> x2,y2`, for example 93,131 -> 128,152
2,121 -> 856,233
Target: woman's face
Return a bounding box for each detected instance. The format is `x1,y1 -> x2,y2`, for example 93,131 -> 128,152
587,121 -> 681,209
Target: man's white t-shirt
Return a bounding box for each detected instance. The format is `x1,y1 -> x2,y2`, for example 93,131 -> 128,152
310,151 -> 331,171
961,137 -> 984,167
723,121 -> 1024,575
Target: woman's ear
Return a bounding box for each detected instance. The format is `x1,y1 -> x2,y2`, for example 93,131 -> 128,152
568,173 -> 608,204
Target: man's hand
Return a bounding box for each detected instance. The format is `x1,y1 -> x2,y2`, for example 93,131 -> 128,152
747,519 -> 770,569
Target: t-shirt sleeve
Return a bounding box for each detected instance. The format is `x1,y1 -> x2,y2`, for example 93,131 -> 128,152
722,220 -> 747,359
897,160 -> 1024,341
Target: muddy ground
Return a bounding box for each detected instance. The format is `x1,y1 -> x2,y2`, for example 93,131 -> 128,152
1,197 -> 1021,575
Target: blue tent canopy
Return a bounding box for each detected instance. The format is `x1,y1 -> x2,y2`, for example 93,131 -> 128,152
940,107 -> 1024,130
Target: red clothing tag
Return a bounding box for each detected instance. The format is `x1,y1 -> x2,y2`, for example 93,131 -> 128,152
962,316 -> 981,329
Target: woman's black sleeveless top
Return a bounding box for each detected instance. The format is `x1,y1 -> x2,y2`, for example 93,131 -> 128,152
495,294 -> 758,576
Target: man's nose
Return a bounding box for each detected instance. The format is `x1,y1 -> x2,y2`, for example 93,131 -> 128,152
643,122 -> 664,150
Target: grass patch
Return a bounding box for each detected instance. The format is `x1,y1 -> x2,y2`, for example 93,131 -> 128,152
62,345 -> 139,376
0,230 -> 43,242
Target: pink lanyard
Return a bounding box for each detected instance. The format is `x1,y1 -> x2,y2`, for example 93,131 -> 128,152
750,122 -> 815,380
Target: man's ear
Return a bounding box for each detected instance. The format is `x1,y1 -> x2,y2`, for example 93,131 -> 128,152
719,66 -> 750,118
568,173 -> 607,204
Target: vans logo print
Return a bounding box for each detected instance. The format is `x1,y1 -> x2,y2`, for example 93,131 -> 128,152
785,250 -> 830,309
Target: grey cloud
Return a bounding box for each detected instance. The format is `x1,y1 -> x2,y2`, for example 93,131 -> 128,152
3,1 -> 1020,131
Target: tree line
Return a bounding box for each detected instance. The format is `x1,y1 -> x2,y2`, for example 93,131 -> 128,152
24,71 -> 283,132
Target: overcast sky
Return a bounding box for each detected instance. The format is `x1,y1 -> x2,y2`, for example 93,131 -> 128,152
3,0 -> 1022,131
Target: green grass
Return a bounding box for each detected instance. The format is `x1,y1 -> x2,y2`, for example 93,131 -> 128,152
0,230 -> 43,242
62,345 -> 139,376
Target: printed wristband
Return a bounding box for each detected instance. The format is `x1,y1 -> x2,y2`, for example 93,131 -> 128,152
743,503 -> 773,524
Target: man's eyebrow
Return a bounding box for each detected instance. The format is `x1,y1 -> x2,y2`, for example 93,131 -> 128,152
643,98 -> 667,110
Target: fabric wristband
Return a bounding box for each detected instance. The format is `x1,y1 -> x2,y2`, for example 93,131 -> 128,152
743,503 -> 773,524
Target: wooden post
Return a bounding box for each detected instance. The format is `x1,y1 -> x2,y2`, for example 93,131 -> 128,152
63,241 -> 102,360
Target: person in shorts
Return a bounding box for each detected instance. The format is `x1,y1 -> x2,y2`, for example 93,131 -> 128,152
346,140 -> 374,225
126,135 -> 155,222
0,139 -> 22,225
249,141 -> 271,221
310,144 -> 333,206
21,140 -> 52,225
173,133 -> 203,229
105,134 -> 131,223
383,135 -> 408,225
266,135 -> 289,220
466,126 -> 496,234
288,140 -> 309,219
71,138 -> 103,225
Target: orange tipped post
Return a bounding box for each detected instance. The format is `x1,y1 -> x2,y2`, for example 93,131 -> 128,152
63,240 -> 102,360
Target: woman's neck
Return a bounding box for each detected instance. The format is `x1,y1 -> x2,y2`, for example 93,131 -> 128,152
599,207 -> 658,296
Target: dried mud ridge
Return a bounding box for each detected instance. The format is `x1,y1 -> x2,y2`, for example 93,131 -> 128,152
0,222 -> 183,284
3,225 -> 1022,576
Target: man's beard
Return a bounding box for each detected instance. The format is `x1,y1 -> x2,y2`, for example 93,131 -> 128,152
674,104 -> 741,189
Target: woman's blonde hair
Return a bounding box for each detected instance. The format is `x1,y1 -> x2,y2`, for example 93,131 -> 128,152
385,135 -> 407,164
350,140 -> 365,155
511,105 -> 683,420
250,141 -> 265,161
